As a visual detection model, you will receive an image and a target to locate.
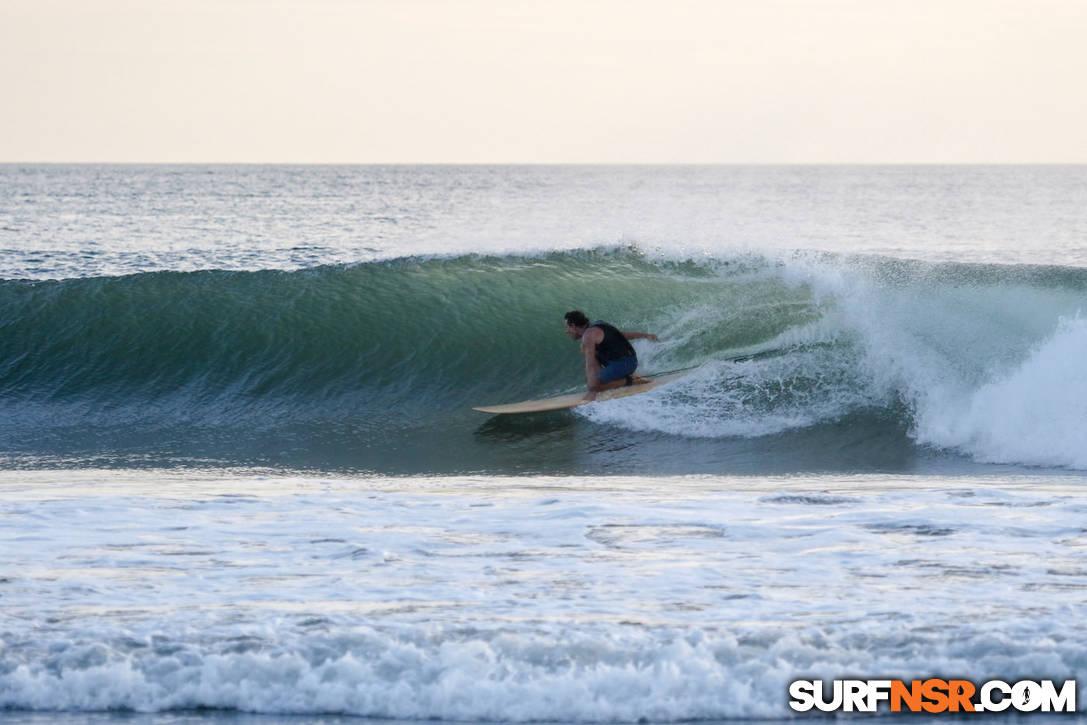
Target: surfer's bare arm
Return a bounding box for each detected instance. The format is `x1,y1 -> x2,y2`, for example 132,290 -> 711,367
622,331 -> 660,342
580,327 -> 604,398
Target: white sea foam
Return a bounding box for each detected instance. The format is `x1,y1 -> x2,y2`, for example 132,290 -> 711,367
5,621 -> 1083,719
918,316 -> 1087,468
2,472 -> 1085,719
814,261 -> 1087,470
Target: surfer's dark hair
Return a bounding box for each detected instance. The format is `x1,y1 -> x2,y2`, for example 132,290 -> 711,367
564,310 -> 589,328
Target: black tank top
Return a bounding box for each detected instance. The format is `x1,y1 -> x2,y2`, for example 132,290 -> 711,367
591,321 -> 636,366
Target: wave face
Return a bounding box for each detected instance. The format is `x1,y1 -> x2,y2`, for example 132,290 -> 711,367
2,249 -> 1085,472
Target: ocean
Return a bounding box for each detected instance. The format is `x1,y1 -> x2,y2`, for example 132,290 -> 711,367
1,164 -> 1086,723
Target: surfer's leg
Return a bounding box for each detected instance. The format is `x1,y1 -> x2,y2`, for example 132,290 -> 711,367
595,356 -> 642,390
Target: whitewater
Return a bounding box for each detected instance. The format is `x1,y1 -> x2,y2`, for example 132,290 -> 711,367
1,164 -> 1086,723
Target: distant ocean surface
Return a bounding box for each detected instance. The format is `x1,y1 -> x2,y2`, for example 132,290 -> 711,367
1,165 -> 1086,723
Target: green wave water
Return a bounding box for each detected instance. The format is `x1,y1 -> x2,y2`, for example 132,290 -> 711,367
2,249 -> 1085,473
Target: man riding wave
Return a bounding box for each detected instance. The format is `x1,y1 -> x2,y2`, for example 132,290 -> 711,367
563,310 -> 660,401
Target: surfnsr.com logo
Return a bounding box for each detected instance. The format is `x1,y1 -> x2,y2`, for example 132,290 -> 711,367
789,679 -> 1077,713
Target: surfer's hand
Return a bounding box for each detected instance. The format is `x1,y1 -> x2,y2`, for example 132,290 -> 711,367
647,334 -> 660,342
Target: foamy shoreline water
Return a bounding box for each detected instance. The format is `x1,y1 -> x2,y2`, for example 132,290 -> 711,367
2,471 -> 1085,720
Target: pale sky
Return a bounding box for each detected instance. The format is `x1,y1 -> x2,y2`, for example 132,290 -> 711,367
2,0 -> 1086,163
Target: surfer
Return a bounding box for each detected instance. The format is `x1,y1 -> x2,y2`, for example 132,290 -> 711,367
563,310 -> 660,401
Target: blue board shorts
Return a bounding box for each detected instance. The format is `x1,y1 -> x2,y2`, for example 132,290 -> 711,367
596,356 -> 638,385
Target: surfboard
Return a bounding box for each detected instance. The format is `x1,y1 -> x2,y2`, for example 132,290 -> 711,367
473,372 -> 687,415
